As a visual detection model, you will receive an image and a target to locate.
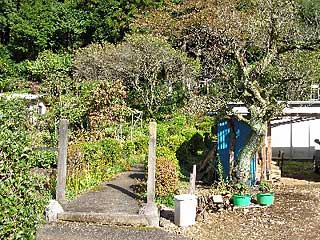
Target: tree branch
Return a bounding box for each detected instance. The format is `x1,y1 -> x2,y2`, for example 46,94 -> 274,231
234,48 -> 253,78
233,113 -> 250,125
254,46 -> 278,76
243,80 -> 268,107
278,39 -> 320,55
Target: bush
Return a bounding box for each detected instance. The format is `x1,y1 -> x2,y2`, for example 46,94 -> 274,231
155,157 -> 179,197
66,137 -> 143,198
0,98 -> 51,239
30,150 -> 57,168
100,138 -> 123,165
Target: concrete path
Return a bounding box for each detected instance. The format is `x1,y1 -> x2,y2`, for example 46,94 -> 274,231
57,165 -> 147,226
37,165 -> 190,239
62,165 -> 143,214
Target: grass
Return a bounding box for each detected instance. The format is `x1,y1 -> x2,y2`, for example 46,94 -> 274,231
281,160 -> 320,182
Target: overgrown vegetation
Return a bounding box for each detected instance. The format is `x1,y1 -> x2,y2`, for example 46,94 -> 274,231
135,0 -> 320,183
1,0 -> 320,237
0,99 -> 51,239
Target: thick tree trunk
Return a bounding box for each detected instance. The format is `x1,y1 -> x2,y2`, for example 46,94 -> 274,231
228,119 -> 236,180
235,120 -> 267,184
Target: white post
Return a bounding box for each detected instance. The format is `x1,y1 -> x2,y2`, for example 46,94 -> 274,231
189,165 -> 196,194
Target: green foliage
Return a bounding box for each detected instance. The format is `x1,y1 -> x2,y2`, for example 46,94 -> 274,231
0,45 -> 26,92
73,34 -> 200,118
0,0 -> 164,62
300,0 -> 320,26
156,193 -> 175,208
25,50 -> 72,95
30,150 -> 57,169
234,182 -> 249,196
210,181 -> 233,195
216,155 -> 226,181
258,181 -> 272,193
0,98 -> 51,239
155,114 -> 215,175
66,137 -> 143,198
155,157 -> 179,197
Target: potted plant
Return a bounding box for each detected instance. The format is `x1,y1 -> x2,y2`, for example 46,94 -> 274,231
257,181 -> 274,206
232,183 -> 252,207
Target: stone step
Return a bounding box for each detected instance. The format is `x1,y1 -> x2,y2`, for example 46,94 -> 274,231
37,222 -> 189,240
58,211 -> 148,226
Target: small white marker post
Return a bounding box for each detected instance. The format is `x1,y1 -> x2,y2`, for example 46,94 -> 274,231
188,165 -> 197,194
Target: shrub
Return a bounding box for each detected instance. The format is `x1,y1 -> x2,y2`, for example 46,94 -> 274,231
30,150 -> 57,168
100,138 -> 123,165
155,157 -> 179,197
0,98 -> 51,239
66,137 -> 143,198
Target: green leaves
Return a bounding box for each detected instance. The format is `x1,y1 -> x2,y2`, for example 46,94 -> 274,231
300,0 -> 320,26
73,34 -> 200,118
0,98 -> 51,239
0,0 -> 163,62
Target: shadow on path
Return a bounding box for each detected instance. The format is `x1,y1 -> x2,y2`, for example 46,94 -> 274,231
106,183 -> 139,199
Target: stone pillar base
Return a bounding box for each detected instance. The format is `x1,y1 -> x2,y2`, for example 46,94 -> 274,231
141,203 -> 159,227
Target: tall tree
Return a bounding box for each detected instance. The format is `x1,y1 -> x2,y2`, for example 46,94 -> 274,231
134,0 -> 320,183
73,34 -> 200,118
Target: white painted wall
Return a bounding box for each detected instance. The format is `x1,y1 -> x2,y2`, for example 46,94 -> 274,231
271,118 -> 320,159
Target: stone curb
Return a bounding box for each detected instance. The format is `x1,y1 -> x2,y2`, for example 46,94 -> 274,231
58,211 -> 149,226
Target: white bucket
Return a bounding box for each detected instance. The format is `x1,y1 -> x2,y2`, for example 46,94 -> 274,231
174,194 -> 197,227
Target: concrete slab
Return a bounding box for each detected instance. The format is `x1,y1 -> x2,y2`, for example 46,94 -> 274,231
58,212 -> 148,226
37,222 -> 190,240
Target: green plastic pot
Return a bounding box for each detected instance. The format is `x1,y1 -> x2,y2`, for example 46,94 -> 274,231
257,192 -> 274,206
232,194 -> 252,207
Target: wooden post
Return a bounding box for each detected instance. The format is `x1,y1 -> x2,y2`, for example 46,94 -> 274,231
147,122 -> 157,204
290,116 -> 293,161
267,123 -> 272,180
280,151 -> 284,174
261,143 -> 267,181
56,119 -> 68,202
189,165 -> 196,194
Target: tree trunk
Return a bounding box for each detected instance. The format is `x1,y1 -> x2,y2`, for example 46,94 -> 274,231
228,119 -> 236,180
235,120 -> 267,184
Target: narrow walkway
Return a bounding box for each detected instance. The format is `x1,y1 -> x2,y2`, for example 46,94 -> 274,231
63,165 -> 143,215
37,165 -> 189,240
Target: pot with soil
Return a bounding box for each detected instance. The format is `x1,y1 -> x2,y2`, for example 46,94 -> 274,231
257,181 -> 274,206
232,183 -> 252,207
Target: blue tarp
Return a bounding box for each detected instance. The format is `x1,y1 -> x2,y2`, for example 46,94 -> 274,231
217,119 -> 256,185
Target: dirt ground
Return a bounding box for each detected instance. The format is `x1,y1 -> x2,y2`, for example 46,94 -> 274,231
179,161 -> 320,240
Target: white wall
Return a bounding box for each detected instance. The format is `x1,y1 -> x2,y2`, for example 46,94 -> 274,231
271,118 -> 320,159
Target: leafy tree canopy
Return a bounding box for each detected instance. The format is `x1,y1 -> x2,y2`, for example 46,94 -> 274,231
73,34 -> 200,118
0,0 -> 164,61
134,0 -> 320,182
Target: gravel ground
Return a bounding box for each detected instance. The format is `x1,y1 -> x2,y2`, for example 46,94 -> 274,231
179,178 -> 320,240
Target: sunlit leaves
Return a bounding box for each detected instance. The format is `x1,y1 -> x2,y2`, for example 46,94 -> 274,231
73,34 -> 200,118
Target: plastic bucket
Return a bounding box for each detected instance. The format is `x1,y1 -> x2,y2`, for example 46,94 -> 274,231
174,194 -> 197,227
232,194 -> 252,207
257,193 -> 274,206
